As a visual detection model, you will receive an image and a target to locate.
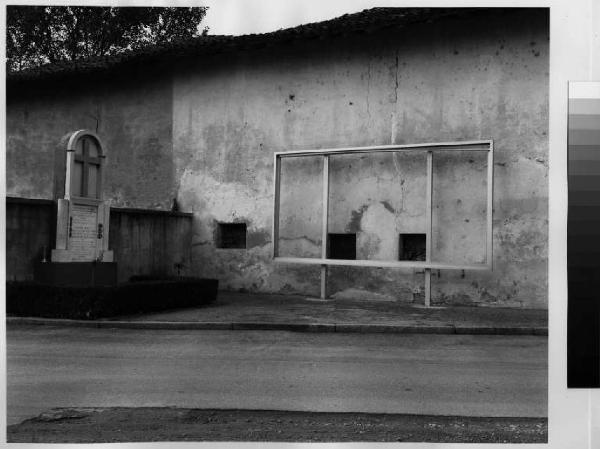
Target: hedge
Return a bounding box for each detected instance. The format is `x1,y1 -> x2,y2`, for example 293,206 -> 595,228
6,278 -> 218,320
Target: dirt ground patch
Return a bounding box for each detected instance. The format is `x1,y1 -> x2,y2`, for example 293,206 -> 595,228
8,407 -> 548,443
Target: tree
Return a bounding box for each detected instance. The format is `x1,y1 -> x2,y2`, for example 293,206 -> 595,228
7,6 -> 209,72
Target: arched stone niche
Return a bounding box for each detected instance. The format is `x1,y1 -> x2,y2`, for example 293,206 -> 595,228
65,130 -> 105,200
51,130 -> 114,263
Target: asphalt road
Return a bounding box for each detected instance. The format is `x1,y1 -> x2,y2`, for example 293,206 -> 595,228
6,325 -> 547,425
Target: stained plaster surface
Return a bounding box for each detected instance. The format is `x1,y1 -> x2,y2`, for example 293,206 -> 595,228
172,11 -> 548,307
6,10 -> 548,307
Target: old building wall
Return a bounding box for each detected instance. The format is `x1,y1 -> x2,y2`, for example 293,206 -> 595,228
109,208 -> 193,282
6,197 -> 55,281
6,74 -> 184,282
6,74 -> 175,209
172,9 -> 548,307
5,200 -> 193,282
5,9 -> 548,307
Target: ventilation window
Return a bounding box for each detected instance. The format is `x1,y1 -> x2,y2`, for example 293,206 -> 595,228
217,223 -> 247,249
327,233 -> 356,260
399,233 -> 426,261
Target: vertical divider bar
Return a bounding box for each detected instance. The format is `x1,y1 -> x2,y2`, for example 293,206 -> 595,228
272,154 -> 281,258
321,155 -> 330,299
425,150 -> 433,307
486,142 -> 494,269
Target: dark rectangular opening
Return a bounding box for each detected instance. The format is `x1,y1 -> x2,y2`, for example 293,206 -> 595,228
327,233 -> 356,260
399,233 -> 426,261
217,223 -> 247,249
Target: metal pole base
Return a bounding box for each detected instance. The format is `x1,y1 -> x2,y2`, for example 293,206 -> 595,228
320,265 -> 328,299
424,268 -> 431,307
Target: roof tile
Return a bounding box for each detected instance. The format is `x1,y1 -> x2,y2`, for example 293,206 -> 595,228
7,7 -> 484,83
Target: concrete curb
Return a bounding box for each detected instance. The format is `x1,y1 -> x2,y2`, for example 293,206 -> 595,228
6,317 -> 548,336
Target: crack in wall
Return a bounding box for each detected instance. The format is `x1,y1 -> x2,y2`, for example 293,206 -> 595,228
86,112 -> 100,133
394,51 -> 399,105
380,200 -> 396,214
365,58 -> 372,124
391,50 -> 400,145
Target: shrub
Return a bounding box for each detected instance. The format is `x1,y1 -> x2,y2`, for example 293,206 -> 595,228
6,278 -> 218,320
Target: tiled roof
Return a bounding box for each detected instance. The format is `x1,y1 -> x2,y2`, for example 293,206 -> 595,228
7,7 -> 487,83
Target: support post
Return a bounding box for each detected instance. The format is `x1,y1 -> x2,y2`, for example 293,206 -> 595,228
272,155 -> 281,258
425,150 -> 433,307
424,269 -> 431,307
321,155 -> 330,299
486,142 -> 494,269
321,265 -> 328,300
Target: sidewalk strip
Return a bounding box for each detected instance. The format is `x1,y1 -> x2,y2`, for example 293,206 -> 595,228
6,316 -> 547,335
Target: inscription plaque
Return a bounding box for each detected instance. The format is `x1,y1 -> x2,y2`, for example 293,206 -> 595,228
69,204 -> 98,261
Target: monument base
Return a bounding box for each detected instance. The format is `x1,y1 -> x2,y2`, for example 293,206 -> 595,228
51,249 -> 114,263
34,262 -> 118,287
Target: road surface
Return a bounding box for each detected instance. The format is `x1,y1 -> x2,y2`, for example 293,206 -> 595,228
6,325 -> 547,425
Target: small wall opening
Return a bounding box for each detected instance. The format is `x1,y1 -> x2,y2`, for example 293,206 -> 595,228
216,223 -> 247,249
328,233 -> 356,260
399,233 -> 426,261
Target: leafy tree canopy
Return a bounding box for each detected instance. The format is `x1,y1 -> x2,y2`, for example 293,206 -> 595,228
7,6 -> 209,71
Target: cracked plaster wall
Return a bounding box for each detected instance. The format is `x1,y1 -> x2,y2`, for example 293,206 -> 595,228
6,10 -> 548,307
173,10 -> 548,307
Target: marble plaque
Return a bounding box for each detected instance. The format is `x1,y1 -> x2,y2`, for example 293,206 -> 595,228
69,204 -> 98,261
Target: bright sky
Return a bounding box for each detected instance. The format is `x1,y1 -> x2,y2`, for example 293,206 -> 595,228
200,0 -> 385,36
4,0 -> 536,37
197,0 -> 528,36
